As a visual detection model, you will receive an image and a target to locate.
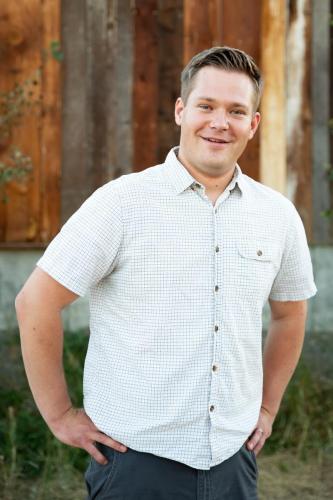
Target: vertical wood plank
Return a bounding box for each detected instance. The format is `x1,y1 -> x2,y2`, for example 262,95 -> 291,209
40,0 -> 62,242
86,0 -> 133,185
61,0 -> 133,223
183,0 -> 220,63
61,0 -> 89,223
312,0 -> 332,243
0,0 -> 43,243
220,0 -> 262,181
286,0 -> 313,237
86,0 -> 118,187
157,0 -> 184,161
114,0 -> 134,177
133,0 -> 159,171
260,0 -> 287,194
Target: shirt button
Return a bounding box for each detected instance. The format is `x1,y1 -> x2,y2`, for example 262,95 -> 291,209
215,285 -> 219,292
212,365 -> 218,372
215,245 -> 219,253
214,325 -> 219,332
257,250 -> 263,256
210,405 -> 215,412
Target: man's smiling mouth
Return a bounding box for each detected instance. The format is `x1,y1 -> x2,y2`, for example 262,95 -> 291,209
201,137 -> 230,144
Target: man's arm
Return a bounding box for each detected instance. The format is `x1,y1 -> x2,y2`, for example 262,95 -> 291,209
15,267 -> 127,464
246,299 -> 308,455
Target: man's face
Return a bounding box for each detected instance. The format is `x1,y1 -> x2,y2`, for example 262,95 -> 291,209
175,67 -> 260,177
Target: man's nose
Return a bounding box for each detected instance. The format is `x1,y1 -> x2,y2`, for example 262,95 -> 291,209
209,112 -> 229,130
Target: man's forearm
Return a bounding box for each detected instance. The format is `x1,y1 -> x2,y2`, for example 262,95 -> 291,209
262,313 -> 306,418
16,294 -> 72,426
15,268 -> 127,463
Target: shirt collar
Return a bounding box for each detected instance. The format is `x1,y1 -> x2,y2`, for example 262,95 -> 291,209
164,146 -> 247,197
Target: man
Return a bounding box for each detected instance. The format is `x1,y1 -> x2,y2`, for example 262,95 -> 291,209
16,47 -> 316,499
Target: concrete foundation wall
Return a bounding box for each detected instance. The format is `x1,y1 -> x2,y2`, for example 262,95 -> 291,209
1,247 -> 332,334
0,250 -> 89,332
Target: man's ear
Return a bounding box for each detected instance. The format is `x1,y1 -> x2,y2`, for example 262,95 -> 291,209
175,97 -> 184,126
248,112 -> 261,140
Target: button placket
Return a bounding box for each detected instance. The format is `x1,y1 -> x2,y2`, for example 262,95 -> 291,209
209,207 -> 220,427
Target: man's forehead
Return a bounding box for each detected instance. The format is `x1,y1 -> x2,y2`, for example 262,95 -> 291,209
192,68 -> 252,91
188,67 -> 255,105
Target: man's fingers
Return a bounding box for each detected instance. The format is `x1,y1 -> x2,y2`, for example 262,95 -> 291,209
93,432 -> 127,453
85,434 -> 128,465
247,427 -> 265,450
85,442 -> 108,465
253,435 -> 265,456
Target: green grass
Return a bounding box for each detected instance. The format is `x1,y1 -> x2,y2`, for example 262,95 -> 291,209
0,330 -> 332,496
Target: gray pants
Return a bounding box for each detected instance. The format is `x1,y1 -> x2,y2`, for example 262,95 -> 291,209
85,443 -> 258,500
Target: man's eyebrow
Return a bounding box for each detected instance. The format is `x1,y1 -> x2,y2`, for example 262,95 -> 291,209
195,96 -> 217,102
195,96 -> 250,109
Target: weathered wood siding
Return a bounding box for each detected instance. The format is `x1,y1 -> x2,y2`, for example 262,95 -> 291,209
133,0 -> 159,170
260,0 -> 287,196
0,0 -> 331,244
286,0 -> 313,237
61,0 -> 133,223
157,0 -> 184,162
133,0 -> 183,170
0,0 -> 61,245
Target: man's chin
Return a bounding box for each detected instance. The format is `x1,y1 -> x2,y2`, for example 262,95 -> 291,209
201,158 -> 230,172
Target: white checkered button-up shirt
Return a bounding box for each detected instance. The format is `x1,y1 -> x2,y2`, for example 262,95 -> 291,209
37,147 -> 317,470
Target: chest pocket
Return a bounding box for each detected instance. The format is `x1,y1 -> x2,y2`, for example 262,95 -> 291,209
237,241 -> 280,266
235,240 -> 280,298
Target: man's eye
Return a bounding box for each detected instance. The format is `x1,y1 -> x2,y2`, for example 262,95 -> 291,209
231,109 -> 246,115
198,104 -> 211,110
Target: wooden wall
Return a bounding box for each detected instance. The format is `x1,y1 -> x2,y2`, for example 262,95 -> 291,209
0,0 -> 331,245
0,0 -> 61,246
61,0 -> 133,223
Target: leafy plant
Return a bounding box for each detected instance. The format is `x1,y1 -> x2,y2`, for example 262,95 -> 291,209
0,40 -> 63,197
0,147 -> 32,202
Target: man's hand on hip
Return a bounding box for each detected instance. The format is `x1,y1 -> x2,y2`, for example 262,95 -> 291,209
245,406 -> 275,456
49,407 -> 128,464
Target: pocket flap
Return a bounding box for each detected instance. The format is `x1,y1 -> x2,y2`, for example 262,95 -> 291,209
237,241 -> 279,263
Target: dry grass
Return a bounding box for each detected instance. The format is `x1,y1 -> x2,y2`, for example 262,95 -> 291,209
258,452 -> 333,499
1,468 -> 86,500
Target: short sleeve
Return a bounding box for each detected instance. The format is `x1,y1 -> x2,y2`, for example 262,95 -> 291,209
36,184 -> 123,297
269,203 -> 317,301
